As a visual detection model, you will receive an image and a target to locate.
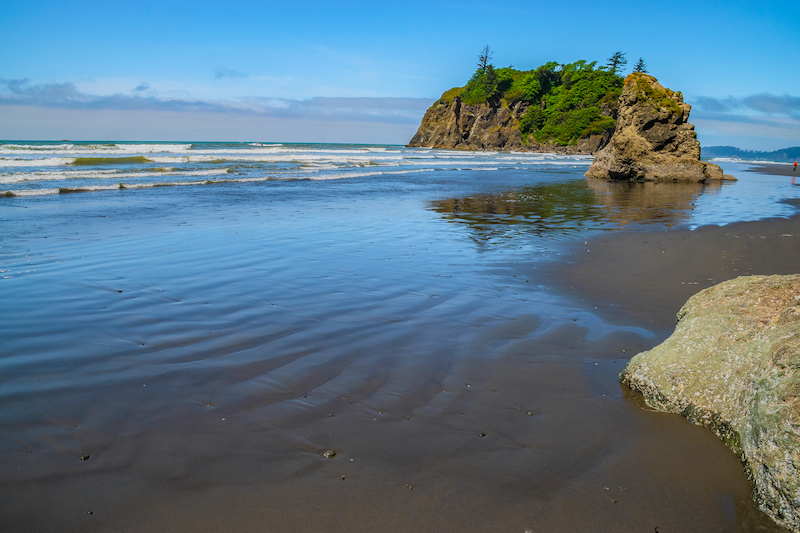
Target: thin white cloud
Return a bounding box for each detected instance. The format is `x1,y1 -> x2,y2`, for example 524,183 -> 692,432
214,67 -> 249,80
743,93 -> 800,116
0,78 -> 434,124
687,93 -> 800,149
0,105 -> 423,144
691,111 -> 800,131
692,113 -> 800,151
691,93 -> 800,120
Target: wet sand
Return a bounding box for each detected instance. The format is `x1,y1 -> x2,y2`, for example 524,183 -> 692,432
0,170 -> 796,532
745,163 -> 799,178
549,198 -> 800,331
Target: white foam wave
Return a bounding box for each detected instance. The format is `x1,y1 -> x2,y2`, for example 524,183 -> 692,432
0,144 -> 598,197
0,143 -> 402,158
2,188 -> 61,196
0,152 -> 404,167
0,157 -> 76,167
709,157 -> 793,165
403,151 -> 592,162
0,144 -> 592,168
0,168 -> 229,185
306,168 -> 435,181
0,143 -> 193,156
145,154 -> 406,165
0,168 -> 438,196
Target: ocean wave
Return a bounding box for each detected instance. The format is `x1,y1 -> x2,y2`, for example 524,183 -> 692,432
0,168 -> 230,185
0,156 -> 168,167
708,157 -> 794,165
0,143 -> 406,158
0,153 -> 406,167
399,158 -> 589,168
306,168 -> 436,181
0,144 -> 599,198
0,143 -> 193,155
0,168 -> 439,196
144,154 -> 406,165
3,188 -> 61,196
0,157 -> 75,167
402,152 -> 593,163
0,144 -> 588,167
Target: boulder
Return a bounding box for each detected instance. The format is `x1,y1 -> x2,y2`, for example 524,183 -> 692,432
621,274 -> 800,532
585,73 -> 734,181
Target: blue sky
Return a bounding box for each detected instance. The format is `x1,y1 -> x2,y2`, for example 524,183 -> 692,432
1,0 -> 798,150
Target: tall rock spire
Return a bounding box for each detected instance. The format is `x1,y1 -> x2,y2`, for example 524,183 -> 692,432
585,73 -> 734,182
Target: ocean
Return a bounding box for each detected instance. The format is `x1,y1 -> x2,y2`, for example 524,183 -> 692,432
1,141 -> 798,532
0,141 -> 594,197
1,141 -> 797,223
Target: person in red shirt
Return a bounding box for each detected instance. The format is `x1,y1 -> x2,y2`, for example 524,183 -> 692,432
794,160 -> 797,171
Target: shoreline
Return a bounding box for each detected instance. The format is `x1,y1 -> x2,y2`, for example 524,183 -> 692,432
545,198 -> 800,332
744,163 -> 799,177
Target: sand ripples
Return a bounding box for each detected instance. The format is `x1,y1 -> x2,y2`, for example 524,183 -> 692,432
1,165 -> 782,532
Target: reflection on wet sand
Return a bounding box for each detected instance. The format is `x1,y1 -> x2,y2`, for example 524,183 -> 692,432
429,178 -> 728,244
586,177 -> 724,226
430,181 -> 605,242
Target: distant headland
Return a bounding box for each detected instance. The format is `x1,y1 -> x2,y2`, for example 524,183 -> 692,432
702,145 -> 800,162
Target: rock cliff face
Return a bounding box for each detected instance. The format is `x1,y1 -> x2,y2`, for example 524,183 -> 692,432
621,274 -> 800,532
585,73 -> 732,181
407,97 -> 610,154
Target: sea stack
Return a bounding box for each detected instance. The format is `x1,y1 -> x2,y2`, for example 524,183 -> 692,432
407,60 -> 622,154
585,73 -> 733,181
408,97 -> 526,151
621,274 -> 800,532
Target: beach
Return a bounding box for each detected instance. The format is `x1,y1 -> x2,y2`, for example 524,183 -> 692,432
1,144 -> 798,532
551,197 -> 800,330
747,164 -> 800,178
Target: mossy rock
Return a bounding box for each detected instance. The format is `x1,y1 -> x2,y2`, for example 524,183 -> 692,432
628,72 -> 683,116
621,274 -> 800,532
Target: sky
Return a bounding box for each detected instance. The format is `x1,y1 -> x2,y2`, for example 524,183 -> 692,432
1,0 -> 799,150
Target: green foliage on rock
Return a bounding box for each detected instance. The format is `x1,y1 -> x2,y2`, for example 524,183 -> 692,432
439,86 -> 464,104
462,64 -> 500,105
629,72 -> 683,115
444,58 -> 624,146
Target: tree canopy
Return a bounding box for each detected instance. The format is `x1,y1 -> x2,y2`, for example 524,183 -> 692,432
444,54 -> 625,146
477,45 -> 493,72
606,51 -> 628,74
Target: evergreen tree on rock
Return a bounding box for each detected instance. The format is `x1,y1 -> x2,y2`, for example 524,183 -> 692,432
606,51 -> 627,74
477,45 -> 493,72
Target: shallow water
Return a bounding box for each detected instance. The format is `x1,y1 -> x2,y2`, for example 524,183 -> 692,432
0,150 -> 796,532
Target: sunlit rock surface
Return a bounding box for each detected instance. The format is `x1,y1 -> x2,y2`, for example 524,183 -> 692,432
585,73 -> 734,182
407,97 -> 609,154
621,274 -> 800,532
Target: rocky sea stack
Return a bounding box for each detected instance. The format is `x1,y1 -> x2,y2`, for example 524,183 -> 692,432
406,97 -> 609,154
407,60 -> 621,154
585,73 -> 734,181
621,274 -> 800,532
408,97 -> 525,152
